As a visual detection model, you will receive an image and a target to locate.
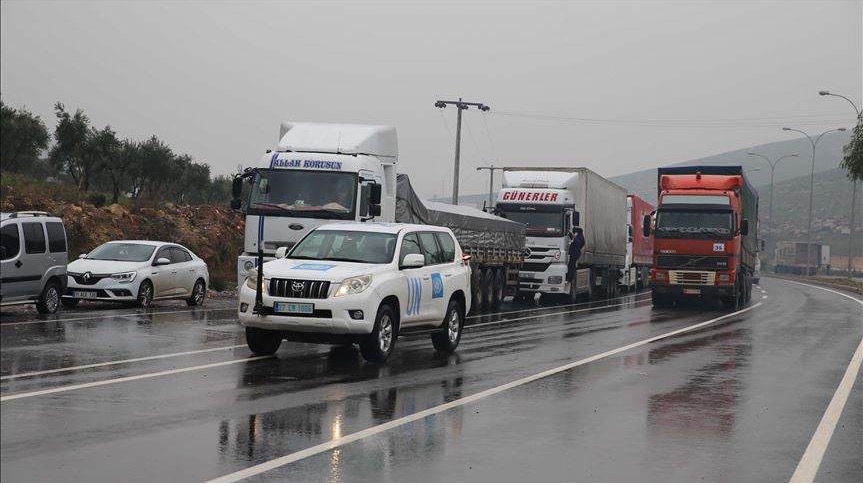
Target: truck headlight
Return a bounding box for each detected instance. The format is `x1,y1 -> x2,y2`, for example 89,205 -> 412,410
333,275 -> 373,297
110,271 -> 137,282
548,275 -> 563,284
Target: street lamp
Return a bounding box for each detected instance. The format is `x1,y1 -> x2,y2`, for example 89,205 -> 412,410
782,127 -> 847,276
820,90 -> 861,274
747,152 -> 799,264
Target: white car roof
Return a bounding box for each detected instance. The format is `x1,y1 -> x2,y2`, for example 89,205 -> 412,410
314,222 -> 452,235
102,240 -> 174,247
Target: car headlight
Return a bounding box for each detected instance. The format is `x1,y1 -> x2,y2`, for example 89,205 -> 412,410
245,268 -> 267,293
333,275 -> 373,297
110,271 -> 137,282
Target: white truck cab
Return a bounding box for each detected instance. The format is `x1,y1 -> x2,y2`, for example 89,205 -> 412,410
234,123 -> 398,287
238,222 -> 472,362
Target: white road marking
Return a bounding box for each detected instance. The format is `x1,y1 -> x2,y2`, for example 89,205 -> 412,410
466,290 -> 651,321
209,303 -> 762,483
762,295 -> 768,300
0,307 -> 235,327
466,294 -> 653,330
1,345 -> 247,381
0,356 -> 270,402
787,280 -> 863,483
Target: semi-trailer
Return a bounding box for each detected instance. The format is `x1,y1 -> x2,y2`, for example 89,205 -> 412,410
494,167 -> 628,301
773,241 -> 831,275
644,165 -> 759,309
230,122 -> 525,313
619,194 -> 655,291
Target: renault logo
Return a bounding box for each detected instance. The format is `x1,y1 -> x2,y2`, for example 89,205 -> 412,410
291,281 -> 306,293
82,272 -> 93,284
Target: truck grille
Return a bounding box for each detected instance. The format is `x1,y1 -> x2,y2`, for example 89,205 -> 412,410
657,255 -> 729,270
668,270 -> 715,286
521,262 -> 551,272
268,279 -> 331,299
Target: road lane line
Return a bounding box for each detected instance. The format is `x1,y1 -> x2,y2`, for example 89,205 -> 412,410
1,345 -> 248,381
787,280 -> 863,483
209,303 -> 762,483
466,295 -> 653,330
465,291 -> 651,321
0,356 -> 270,402
0,307 -> 235,327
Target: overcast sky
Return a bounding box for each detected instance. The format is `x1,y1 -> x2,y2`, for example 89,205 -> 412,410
2,0 -> 861,198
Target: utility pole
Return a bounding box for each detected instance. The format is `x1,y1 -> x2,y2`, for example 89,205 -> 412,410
435,98 -> 490,205
747,152 -> 798,265
476,165 -> 504,210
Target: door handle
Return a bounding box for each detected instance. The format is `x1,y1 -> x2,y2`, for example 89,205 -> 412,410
422,276 -> 430,280
444,273 -> 452,277
152,271 -> 159,275
188,269 -> 195,273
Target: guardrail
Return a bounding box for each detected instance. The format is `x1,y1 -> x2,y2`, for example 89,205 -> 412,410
767,273 -> 863,295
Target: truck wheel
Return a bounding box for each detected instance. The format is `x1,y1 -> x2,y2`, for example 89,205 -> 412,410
471,268 -> 483,312
36,279 -> 61,314
491,269 -> 504,309
651,291 -> 669,308
431,298 -> 463,352
245,326 -> 282,355
480,269 -> 493,311
360,304 -> 397,362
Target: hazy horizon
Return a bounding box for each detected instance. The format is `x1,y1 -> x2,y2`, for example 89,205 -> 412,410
2,0 -> 860,198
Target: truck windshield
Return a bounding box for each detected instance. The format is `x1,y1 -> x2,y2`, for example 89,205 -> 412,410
497,210 -> 564,237
655,210 -> 733,239
288,230 -> 397,264
247,169 -> 357,220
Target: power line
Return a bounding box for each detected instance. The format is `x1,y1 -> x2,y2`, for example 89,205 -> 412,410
491,110 -> 853,128
480,111 -> 499,163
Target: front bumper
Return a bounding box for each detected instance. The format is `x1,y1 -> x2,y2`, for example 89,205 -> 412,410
651,284 -> 735,298
518,264 -> 568,295
64,277 -> 138,301
238,283 -> 378,335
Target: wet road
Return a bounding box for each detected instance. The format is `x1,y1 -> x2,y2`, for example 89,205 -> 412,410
1,278 -> 860,482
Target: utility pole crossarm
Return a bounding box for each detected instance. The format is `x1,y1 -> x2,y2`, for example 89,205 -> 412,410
436,97 -> 491,205
477,165 -> 504,210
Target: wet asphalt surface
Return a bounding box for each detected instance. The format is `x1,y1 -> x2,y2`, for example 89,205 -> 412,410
1,277 -> 860,482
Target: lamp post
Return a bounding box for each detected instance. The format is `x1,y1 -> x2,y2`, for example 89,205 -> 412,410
746,152 -> 799,264
820,90 -> 861,274
782,127 -> 847,276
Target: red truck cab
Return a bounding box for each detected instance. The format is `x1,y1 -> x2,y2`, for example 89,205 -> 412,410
645,166 -> 758,309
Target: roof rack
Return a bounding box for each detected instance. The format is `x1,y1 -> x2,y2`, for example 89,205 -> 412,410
6,211 -> 52,219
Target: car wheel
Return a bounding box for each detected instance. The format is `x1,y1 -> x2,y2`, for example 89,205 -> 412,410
360,304 -> 397,362
61,297 -> 80,308
245,326 -> 282,355
186,279 -> 206,307
36,279 -> 61,314
431,298 -> 463,352
137,280 -> 154,308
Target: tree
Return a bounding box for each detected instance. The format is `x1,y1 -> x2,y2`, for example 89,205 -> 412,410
49,102 -> 96,190
841,115 -> 862,181
0,98 -> 49,173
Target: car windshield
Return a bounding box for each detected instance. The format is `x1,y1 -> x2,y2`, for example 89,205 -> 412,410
248,169 -> 357,220
86,243 -> 156,262
655,210 -> 733,239
288,230 -> 397,264
497,209 -> 564,237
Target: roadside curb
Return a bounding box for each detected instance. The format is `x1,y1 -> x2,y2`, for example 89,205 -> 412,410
766,274 -> 862,295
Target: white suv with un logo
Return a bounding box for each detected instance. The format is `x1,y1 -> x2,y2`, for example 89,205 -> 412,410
238,222 -> 472,362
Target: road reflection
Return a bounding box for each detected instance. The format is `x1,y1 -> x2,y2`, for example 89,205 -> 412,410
219,350 -> 465,477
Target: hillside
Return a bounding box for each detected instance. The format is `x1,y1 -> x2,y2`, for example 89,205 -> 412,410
0,175 -> 244,288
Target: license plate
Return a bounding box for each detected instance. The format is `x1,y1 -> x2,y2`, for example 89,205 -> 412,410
683,288 -> 701,295
274,302 -> 314,314
73,291 -> 98,299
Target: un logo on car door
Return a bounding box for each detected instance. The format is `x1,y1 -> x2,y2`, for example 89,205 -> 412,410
431,273 -> 444,299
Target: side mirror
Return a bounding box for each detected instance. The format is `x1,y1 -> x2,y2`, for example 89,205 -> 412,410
740,219 -> 749,236
401,253 -> 425,268
230,199 -> 242,211
642,214 -> 651,237
369,183 -> 382,205
154,257 -> 171,266
275,246 -> 289,259
79,253 -> 88,259
369,204 -> 381,217
231,177 -> 243,198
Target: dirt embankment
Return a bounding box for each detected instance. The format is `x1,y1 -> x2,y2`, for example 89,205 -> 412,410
1,177 -> 244,289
